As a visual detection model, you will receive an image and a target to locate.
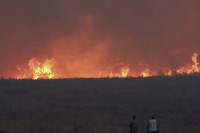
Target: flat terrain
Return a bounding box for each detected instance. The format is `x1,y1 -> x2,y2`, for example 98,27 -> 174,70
0,77 -> 200,133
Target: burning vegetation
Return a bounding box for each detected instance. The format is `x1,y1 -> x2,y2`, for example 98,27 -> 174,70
17,57 -> 56,80
16,53 -> 200,79
176,53 -> 200,74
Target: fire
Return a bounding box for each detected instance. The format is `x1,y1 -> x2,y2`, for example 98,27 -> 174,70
191,53 -> 199,73
121,67 -> 130,77
109,67 -> 130,78
109,63 -> 130,78
141,69 -> 151,77
165,70 -> 173,76
15,52 -> 200,79
177,53 -> 200,74
17,57 -> 56,80
162,69 -> 173,76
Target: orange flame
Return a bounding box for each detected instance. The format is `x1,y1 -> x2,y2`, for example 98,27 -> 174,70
17,57 -> 56,80
141,69 -> 151,77
177,53 -> 200,74
121,67 -> 130,77
165,70 -> 173,76
109,64 -> 130,78
15,53 -> 200,79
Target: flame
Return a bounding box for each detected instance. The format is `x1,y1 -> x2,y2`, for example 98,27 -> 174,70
191,53 -> 199,73
165,70 -> 173,76
121,67 -> 130,77
141,69 -> 151,77
162,69 -> 173,76
177,53 -> 200,74
15,53 -> 200,79
109,69 -> 129,78
109,64 -> 130,78
17,57 -> 56,80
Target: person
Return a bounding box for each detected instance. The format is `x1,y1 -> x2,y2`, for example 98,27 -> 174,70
147,116 -> 159,133
129,115 -> 138,133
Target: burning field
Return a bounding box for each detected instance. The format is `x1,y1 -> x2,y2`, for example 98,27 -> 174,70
0,1 -> 200,79
0,1 -> 200,132
15,52 -> 200,80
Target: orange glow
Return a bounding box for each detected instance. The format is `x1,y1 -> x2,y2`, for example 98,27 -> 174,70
165,70 -> 173,76
15,52 -> 200,79
141,69 -> 151,77
109,66 -> 130,78
17,57 -> 56,80
177,53 -> 200,74
121,67 -> 130,77
162,69 -> 173,76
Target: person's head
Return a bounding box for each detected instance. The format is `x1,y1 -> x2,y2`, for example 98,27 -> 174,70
151,116 -> 155,119
132,115 -> 136,120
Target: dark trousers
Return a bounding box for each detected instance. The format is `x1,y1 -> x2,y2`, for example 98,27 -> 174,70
149,131 -> 157,133
130,130 -> 138,133
131,131 -> 138,133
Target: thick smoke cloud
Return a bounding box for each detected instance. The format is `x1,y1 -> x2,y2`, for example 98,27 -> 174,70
0,0 -> 200,78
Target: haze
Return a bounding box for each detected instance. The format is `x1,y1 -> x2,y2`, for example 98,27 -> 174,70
0,0 -> 199,78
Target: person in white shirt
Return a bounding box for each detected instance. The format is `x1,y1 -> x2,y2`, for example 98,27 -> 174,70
147,116 -> 159,133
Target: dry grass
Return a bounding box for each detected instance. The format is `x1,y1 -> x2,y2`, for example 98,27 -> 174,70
0,76 -> 200,133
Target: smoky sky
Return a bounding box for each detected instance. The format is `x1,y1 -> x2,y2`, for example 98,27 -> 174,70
0,0 -> 200,77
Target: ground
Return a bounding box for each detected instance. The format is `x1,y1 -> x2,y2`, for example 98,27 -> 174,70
0,76 -> 200,133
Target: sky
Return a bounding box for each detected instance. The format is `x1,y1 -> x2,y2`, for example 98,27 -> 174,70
0,0 -> 200,78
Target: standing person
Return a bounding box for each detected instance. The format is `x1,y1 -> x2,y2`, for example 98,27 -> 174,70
129,115 -> 138,133
147,116 -> 159,133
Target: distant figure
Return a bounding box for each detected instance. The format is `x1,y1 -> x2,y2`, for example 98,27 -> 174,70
129,115 -> 138,133
147,116 -> 159,133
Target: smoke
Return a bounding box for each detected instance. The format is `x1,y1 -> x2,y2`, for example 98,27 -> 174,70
0,0 -> 200,78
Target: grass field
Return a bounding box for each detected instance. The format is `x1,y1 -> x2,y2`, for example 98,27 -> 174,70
0,76 -> 200,133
